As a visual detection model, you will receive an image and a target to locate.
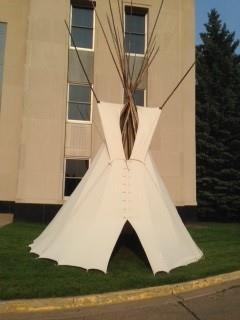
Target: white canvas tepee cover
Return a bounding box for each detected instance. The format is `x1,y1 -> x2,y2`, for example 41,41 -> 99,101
30,102 -> 203,274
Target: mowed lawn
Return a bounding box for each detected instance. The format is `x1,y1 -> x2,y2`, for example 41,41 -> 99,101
0,222 -> 240,300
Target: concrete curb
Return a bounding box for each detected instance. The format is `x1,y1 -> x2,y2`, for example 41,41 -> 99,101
1,270 -> 240,314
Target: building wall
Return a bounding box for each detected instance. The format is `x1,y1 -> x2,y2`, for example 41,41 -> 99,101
149,0 -> 196,205
16,0 -> 69,204
0,0 -> 196,209
0,0 -> 30,201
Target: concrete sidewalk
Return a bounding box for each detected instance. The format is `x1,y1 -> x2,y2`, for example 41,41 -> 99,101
2,279 -> 240,320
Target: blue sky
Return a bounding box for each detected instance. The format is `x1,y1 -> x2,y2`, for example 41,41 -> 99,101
196,0 -> 240,51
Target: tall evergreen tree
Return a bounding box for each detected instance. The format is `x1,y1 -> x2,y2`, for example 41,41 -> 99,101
196,9 -> 240,220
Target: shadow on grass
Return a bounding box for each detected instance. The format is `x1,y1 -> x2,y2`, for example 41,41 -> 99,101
111,221 -> 151,271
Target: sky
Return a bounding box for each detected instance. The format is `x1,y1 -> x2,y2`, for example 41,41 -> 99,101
196,0 -> 240,51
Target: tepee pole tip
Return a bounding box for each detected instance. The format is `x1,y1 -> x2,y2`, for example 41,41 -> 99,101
159,61 -> 195,110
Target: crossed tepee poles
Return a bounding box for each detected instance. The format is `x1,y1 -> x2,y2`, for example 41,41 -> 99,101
65,0 -> 195,158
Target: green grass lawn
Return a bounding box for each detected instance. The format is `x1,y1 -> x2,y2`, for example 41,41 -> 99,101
0,222 -> 240,300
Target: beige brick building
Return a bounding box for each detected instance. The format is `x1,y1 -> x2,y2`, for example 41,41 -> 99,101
0,0 -> 196,221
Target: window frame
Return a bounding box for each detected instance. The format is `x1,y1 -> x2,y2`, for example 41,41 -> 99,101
124,5 -> 148,57
63,157 -> 90,199
69,2 -> 95,51
67,83 -> 93,124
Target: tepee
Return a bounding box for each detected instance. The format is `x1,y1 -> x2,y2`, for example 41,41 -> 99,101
30,0 -> 203,274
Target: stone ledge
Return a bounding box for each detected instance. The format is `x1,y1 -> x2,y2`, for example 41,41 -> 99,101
0,270 -> 240,315
0,213 -> 13,227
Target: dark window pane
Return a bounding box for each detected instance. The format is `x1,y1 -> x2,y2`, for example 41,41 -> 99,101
64,159 -> 89,196
72,7 -> 93,28
68,85 -> 91,121
64,178 -> 81,196
133,90 -> 144,106
0,23 -> 7,63
68,102 -> 91,121
69,85 -> 91,103
0,23 -> 6,33
78,160 -> 89,176
125,33 -> 145,54
71,26 -> 93,48
66,159 -> 89,177
125,14 -> 145,34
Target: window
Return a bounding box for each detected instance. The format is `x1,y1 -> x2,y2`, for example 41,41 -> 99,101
64,159 -> 89,196
124,89 -> 145,107
71,1 -> 94,49
68,84 -> 92,121
133,89 -> 145,106
125,6 -> 147,54
0,23 -> 6,109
